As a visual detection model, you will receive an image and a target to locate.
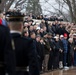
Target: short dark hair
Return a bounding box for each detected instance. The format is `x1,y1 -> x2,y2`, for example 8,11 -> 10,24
30,31 -> 35,36
36,35 -> 41,38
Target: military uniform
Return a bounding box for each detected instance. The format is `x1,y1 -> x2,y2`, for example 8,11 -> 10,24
0,25 -> 16,75
6,10 -> 40,75
10,32 -> 40,75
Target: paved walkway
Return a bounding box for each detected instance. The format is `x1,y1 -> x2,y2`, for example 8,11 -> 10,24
41,67 -> 76,75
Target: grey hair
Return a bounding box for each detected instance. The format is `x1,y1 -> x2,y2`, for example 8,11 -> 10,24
68,38 -> 73,41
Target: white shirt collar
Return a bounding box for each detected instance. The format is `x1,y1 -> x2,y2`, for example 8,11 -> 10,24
10,30 -> 21,34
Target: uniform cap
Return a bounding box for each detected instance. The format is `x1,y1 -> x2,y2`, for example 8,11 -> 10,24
5,10 -> 25,22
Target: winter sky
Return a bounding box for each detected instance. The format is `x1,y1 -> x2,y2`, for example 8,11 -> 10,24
40,0 -> 69,15
11,0 -> 69,15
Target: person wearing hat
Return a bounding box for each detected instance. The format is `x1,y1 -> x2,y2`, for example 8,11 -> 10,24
6,10 -> 40,75
62,33 -> 69,70
0,24 -> 16,75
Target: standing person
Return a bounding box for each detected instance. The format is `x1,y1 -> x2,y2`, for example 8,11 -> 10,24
7,11 -> 40,75
73,34 -> 76,66
47,33 -> 54,70
59,35 -> 64,69
40,38 -> 45,72
53,36 -> 61,69
62,33 -> 69,70
36,35 -> 44,72
0,25 -> 16,75
43,33 -> 51,72
30,32 -> 44,73
68,38 -> 74,67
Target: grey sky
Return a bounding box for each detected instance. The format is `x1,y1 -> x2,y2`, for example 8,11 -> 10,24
40,0 -> 69,15
11,0 -> 69,15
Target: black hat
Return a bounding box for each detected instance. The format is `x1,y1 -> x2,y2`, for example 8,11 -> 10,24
5,10 -> 25,22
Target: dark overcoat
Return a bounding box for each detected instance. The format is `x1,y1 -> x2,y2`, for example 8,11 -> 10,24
0,25 -> 16,75
11,33 -> 40,75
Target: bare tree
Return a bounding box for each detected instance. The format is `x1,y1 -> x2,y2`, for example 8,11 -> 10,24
0,0 -> 15,12
43,0 -> 69,21
12,0 -> 42,15
26,0 -> 42,15
55,0 -> 76,23
14,0 -> 27,10
62,0 -> 76,23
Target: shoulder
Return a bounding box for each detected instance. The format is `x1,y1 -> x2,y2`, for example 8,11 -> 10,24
0,25 -> 9,31
21,37 -> 33,44
0,25 -> 10,35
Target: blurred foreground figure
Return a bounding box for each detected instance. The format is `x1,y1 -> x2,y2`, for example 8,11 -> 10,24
6,10 -> 40,75
0,25 -> 16,75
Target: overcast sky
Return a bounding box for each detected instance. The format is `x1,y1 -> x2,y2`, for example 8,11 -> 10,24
11,0 -> 69,15
40,0 -> 69,15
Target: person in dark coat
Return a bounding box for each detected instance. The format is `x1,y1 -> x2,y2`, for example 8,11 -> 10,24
59,35 -> 64,69
73,35 -> 76,66
51,21 -> 59,35
36,35 -> 44,72
53,36 -> 61,69
7,11 -> 40,75
62,33 -> 69,69
43,33 -> 51,72
68,38 -> 74,67
47,33 -> 55,70
0,25 -> 16,75
74,39 -> 76,66
58,24 -> 65,35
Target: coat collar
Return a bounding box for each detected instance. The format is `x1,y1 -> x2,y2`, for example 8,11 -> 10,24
10,30 -> 21,34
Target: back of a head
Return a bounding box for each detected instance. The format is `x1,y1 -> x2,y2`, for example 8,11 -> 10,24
5,10 -> 25,31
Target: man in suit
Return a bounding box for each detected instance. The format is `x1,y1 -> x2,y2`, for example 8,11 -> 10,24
0,25 -> 16,75
6,10 -> 40,75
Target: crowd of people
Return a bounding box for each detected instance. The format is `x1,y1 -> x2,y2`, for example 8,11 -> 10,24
0,9 -> 76,75
25,13 -> 64,21
23,17 -> 76,71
